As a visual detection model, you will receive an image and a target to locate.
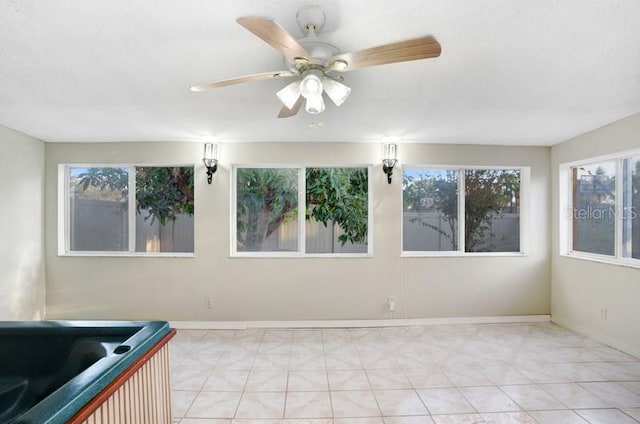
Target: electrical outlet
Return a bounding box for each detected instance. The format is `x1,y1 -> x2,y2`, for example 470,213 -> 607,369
387,297 -> 396,312
600,308 -> 607,320
205,297 -> 214,309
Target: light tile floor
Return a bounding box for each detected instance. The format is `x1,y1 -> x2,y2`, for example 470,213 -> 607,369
169,323 -> 640,424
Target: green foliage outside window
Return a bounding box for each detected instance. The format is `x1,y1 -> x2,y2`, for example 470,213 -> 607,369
403,169 -> 520,252
464,170 -> 520,252
306,167 -> 368,246
236,167 -> 368,252
236,168 -> 299,251
76,166 -> 194,225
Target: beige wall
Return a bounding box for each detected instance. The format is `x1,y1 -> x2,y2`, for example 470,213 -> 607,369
44,142 -> 550,321
0,125 -> 46,320
551,112 -> 640,357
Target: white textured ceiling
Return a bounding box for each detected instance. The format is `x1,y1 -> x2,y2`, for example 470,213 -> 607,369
1,0 -> 639,145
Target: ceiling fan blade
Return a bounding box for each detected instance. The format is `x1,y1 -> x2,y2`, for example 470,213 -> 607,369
328,35 -> 441,72
237,16 -> 311,62
278,95 -> 304,118
190,71 -> 297,91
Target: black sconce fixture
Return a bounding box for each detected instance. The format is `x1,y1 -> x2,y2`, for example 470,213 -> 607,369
203,143 -> 218,184
382,143 -> 398,184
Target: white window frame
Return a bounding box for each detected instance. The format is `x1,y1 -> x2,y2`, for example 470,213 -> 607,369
401,165 -> 530,257
559,148 -> 640,269
231,164 -> 373,258
58,163 -> 195,257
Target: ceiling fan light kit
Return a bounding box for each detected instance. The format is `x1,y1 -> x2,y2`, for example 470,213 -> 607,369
299,70 -> 325,114
303,91 -> 325,114
276,81 -> 301,109
322,78 -> 351,107
190,5 -> 441,118
300,70 -> 324,98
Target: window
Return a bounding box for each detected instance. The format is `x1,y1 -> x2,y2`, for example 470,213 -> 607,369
403,167 -> 523,254
236,168 -> 299,253
403,169 -> 459,251
69,166 -> 129,252
561,149 -> 640,266
623,156 -> 640,259
134,167 -> 194,253
61,165 -> 194,255
571,162 -> 616,255
233,166 -> 370,256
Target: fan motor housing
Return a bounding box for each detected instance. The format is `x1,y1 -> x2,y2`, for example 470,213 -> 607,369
284,38 -> 341,72
300,39 -> 340,62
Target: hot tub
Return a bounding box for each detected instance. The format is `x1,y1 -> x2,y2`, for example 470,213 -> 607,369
0,320 -> 175,424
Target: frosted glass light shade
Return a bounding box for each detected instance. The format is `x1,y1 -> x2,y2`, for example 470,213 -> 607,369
304,93 -> 325,114
323,78 -> 351,107
276,81 -> 301,109
300,73 -> 324,98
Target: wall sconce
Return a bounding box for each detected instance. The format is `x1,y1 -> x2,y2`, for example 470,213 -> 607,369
203,143 -> 218,184
382,143 -> 398,184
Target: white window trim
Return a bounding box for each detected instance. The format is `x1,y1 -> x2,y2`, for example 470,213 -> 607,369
58,163 -> 196,257
401,165 -> 530,257
230,164 -> 373,258
559,148 -> 640,269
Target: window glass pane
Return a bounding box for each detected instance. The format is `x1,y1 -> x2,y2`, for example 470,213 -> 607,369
135,166 -> 194,253
236,168 -> 299,252
403,169 -> 459,251
69,167 -> 129,251
623,157 -> 640,259
465,169 -> 520,252
572,162 -> 616,256
305,167 -> 368,254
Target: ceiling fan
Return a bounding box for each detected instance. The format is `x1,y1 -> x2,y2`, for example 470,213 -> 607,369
190,5 -> 441,118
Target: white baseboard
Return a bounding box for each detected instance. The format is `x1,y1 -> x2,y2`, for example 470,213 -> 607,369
170,315 -> 550,330
551,315 -> 640,360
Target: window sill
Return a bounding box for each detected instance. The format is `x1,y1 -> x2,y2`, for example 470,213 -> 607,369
58,252 -> 195,258
401,252 -> 527,258
561,252 -> 640,270
230,253 -> 373,259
